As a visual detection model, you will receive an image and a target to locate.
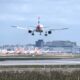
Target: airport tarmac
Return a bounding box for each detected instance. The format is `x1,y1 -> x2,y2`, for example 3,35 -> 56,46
0,58 -> 80,66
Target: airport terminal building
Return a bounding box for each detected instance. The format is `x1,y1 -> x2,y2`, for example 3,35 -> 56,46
35,40 -> 80,54
0,40 -> 80,54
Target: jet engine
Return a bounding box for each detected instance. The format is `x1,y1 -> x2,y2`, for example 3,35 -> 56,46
48,30 -> 52,34
28,30 -> 32,33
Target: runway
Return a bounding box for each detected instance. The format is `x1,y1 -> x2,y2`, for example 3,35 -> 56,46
0,58 -> 80,66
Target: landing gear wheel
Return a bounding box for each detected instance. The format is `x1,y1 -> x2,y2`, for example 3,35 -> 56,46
45,34 -> 47,36
32,33 -> 34,36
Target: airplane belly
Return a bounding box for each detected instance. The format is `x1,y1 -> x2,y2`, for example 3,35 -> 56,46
36,29 -> 43,32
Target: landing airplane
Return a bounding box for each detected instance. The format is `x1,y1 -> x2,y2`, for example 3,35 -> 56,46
12,17 -> 68,36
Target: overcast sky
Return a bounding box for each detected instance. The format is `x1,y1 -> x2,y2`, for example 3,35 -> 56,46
0,0 -> 80,45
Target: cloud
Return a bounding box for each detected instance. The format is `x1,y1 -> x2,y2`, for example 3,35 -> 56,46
0,14 -> 26,21
0,0 -> 30,4
0,0 -> 80,25
0,0 -> 80,44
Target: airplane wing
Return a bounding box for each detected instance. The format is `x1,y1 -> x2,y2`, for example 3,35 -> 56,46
43,27 -> 69,36
11,26 -> 27,30
49,28 -> 68,31
11,26 -> 35,35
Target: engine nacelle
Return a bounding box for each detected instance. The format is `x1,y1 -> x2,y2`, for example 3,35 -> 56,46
48,30 -> 52,34
28,30 -> 32,33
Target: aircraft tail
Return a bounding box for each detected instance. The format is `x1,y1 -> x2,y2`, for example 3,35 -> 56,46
38,16 -> 40,25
